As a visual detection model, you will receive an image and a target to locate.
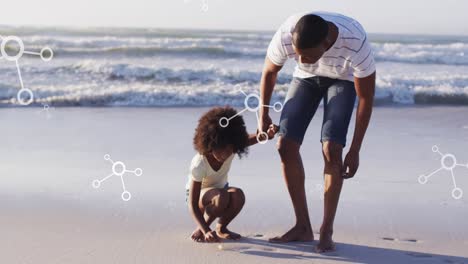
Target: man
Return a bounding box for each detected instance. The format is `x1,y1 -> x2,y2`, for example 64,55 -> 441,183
258,12 -> 376,253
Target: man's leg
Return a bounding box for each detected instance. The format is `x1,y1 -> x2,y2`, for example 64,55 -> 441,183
269,77 -> 324,243
317,141 -> 343,251
269,136 -> 314,242
316,80 -> 356,252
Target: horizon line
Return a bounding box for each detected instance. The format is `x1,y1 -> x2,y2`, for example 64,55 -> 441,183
1,23 -> 468,38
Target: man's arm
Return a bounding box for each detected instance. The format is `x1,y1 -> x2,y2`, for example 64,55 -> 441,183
259,57 -> 283,132
350,71 -> 375,152
343,71 -> 376,178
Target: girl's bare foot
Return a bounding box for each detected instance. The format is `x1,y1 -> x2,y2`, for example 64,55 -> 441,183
216,226 -> 241,240
315,231 -> 336,253
191,229 -> 205,242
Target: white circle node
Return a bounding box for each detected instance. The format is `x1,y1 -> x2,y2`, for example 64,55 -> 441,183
244,93 -> 261,112
256,131 -> 269,145
112,161 -> 126,176
92,180 -> 100,189
134,168 -> 143,176
17,88 -> 34,105
273,101 -> 283,112
122,191 -> 131,201
40,47 -> 54,62
104,154 -> 110,160
219,117 -> 229,128
418,175 -> 427,184
1,36 -> 24,61
452,188 -> 463,200
432,145 -> 439,153
441,154 -> 457,170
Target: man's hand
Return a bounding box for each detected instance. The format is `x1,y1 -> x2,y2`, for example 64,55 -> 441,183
343,149 -> 359,179
257,123 -> 280,141
345,71 -> 375,179
267,124 -> 279,139
204,230 -> 220,243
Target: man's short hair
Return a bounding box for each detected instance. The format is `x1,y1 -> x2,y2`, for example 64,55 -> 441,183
292,14 -> 329,49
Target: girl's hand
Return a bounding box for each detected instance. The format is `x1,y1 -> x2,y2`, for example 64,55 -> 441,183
204,230 -> 220,243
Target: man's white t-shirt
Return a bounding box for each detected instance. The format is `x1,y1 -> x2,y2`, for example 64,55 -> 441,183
267,11 -> 376,82
185,153 -> 235,190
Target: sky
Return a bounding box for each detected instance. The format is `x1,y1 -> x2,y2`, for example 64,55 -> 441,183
1,0 -> 467,35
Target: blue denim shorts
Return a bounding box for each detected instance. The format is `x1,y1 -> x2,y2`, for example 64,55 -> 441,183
279,76 -> 356,146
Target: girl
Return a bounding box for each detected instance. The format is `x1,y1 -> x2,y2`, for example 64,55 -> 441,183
186,106 -> 278,243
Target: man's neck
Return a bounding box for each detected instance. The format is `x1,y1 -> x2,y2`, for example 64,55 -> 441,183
325,22 -> 339,51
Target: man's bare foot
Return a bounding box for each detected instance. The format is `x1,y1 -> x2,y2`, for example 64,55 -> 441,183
269,225 -> 314,243
190,229 -> 205,242
315,231 -> 336,253
216,226 -> 241,240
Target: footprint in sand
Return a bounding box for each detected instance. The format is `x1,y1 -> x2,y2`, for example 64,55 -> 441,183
259,247 -> 277,252
406,252 -> 433,258
401,238 -> 419,243
225,245 -> 278,254
381,237 -> 419,243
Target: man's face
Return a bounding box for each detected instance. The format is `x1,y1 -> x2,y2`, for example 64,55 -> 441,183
293,42 -> 328,64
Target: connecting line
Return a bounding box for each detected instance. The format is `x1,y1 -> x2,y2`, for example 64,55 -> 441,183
421,167 -> 444,182
225,108 -> 248,122
23,51 -> 41,56
418,145 -> 467,200
120,174 -> 127,194
450,170 -> 458,191
15,59 -> 24,89
96,173 -> 115,185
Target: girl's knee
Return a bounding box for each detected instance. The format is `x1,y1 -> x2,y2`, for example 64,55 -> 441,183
229,188 -> 245,208
208,189 -> 230,216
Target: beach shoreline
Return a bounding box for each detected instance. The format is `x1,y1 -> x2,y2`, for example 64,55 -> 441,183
2,106 -> 468,263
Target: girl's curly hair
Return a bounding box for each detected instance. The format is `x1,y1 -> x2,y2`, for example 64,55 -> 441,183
193,106 -> 249,158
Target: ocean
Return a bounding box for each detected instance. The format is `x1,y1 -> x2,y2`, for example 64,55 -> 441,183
1,26 -> 468,106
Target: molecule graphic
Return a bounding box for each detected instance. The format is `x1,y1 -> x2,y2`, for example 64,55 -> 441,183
37,103 -> 55,119
92,154 -> 143,201
418,145 -> 468,200
219,85 -> 283,144
0,35 -> 53,105
183,0 -> 208,12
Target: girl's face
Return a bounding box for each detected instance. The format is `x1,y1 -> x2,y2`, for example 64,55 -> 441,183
212,145 -> 234,163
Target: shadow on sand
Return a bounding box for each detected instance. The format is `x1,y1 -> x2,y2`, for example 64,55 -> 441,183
221,237 -> 467,264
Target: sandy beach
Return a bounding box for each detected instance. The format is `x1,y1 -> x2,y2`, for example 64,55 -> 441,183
1,106 -> 467,263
